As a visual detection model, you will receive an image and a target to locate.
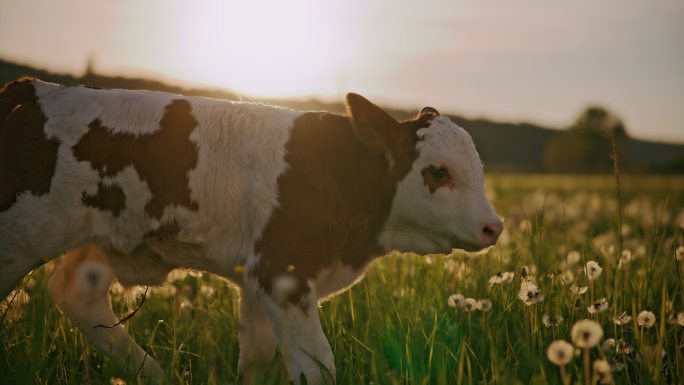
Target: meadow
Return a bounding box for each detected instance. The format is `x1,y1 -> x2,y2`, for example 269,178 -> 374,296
1,174 -> 683,385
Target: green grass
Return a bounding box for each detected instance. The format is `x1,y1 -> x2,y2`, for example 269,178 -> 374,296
2,174 -> 683,385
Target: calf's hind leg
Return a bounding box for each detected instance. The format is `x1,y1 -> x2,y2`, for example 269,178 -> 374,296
48,245 -> 164,383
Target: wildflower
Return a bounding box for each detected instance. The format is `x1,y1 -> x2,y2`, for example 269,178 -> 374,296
615,339 -> 634,354
637,310 -> 656,328
676,246 -> 684,261
542,314 -> 563,327
570,284 -> 588,295
463,298 -> 478,312
488,271 -> 514,286
612,311 -> 631,326
587,298 -> 609,314
233,265 -> 246,274
546,340 -> 574,366
286,264 -> 296,272
518,280 -> 544,306
601,338 -> 616,353
476,299 -> 492,312
585,261 -> 602,281
571,319 -> 603,348
593,359 -> 615,384
447,293 -> 465,309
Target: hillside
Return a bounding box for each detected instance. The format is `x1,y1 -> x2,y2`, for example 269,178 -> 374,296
1,59 -> 682,173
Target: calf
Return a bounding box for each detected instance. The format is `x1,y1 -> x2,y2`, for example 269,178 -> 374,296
0,78 -> 503,384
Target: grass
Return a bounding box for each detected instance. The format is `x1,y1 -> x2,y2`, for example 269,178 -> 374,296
1,174 -> 683,385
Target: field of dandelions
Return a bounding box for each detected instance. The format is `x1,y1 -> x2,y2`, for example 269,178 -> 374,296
1,174 -> 683,385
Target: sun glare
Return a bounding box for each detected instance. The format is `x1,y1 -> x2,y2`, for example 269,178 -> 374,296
161,0 -> 350,98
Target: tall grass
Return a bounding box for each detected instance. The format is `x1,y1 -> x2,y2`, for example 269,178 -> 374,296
1,174 -> 683,385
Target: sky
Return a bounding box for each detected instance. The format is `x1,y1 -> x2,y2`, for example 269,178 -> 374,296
1,0 -> 683,143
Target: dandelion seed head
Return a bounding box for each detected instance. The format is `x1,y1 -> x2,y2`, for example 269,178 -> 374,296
542,314 -> 563,327
447,293 -> 465,308
518,280 -> 544,306
463,298 -> 478,312
585,261 -> 602,281
476,299 -> 492,312
612,311 -> 631,326
593,359 -> 614,384
571,319 -> 603,348
616,339 -> 634,354
637,310 -> 656,328
547,340 -> 574,366
587,298 -> 609,314
601,338 -> 616,353
566,250 -> 581,266
570,284 -> 588,296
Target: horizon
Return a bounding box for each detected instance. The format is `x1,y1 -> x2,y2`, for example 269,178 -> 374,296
1,0 -> 682,143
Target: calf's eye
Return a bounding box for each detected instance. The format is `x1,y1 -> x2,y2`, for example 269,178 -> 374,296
431,167 -> 449,181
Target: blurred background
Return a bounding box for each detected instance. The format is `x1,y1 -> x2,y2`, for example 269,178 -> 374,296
1,0 -> 683,173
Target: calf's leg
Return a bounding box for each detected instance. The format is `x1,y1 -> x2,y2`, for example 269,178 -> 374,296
238,289 -> 278,385
245,276 -> 335,385
48,245 -> 163,383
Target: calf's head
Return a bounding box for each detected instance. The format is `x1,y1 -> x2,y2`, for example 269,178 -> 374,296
346,93 -> 503,255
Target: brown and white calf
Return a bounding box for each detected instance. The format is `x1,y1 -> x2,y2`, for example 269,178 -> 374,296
0,78 -> 502,384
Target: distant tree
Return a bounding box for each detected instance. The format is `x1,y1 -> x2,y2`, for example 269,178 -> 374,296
570,106 -> 627,138
543,106 -> 629,173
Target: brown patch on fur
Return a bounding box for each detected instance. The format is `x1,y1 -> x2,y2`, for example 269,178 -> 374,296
421,165 -> 453,194
72,99 -> 199,219
253,101 -> 423,305
0,78 -> 60,211
82,183 -> 126,217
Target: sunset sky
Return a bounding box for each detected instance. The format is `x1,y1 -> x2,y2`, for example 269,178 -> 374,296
1,0 -> 682,142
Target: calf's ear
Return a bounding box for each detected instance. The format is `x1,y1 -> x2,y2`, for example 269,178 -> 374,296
345,93 -> 400,154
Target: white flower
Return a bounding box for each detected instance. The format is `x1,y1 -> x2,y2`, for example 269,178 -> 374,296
542,314 -> 563,327
616,339 -> 634,354
476,299 -> 493,312
637,310 -> 656,328
463,298 -> 478,312
518,280 -> 544,306
488,271 -> 514,286
547,340 -> 574,366
571,319 -> 604,348
601,338 -> 616,353
570,284 -> 588,295
593,359 -> 615,384
612,311 -> 631,326
448,293 -> 465,309
587,298 -> 609,314
585,261 -> 602,281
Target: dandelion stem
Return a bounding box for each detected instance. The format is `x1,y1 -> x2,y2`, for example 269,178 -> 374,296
583,348 -> 590,385
560,364 -> 568,385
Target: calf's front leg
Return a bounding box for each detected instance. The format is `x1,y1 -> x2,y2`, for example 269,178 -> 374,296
246,276 -> 335,385
238,288 -> 278,385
